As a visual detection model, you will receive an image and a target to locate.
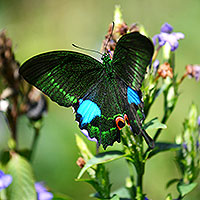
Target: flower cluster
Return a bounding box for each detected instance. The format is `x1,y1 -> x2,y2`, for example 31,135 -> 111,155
153,23 -> 184,51
174,104 -> 200,198
101,6 -> 141,57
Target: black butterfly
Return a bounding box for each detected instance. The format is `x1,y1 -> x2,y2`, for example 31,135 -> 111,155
19,32 -> 154,149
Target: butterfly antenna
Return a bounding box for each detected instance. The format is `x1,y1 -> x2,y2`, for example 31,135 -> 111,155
72,44 -> 103,56
104,21 -> 115,52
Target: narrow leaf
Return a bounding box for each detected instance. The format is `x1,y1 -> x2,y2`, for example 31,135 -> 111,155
77,151 -> 126,179
148,142 -> 181,158
6,152 -> 37,200
52,193 -> 72,200
166,178 -> 180,189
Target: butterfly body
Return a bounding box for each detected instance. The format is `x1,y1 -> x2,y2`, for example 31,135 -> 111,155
19,32 -> 154,149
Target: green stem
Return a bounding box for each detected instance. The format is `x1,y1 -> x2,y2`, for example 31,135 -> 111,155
177,72 -> 187,85
127,161 -> 135,184
136,166 -> 144,200
126,161 -> 136,199
152,45 -> 161,63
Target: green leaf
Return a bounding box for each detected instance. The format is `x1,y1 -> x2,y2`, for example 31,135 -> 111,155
148,142 -> 181,159
75,134 -> 93,161
52,193 -> 72,200
77,151 -> 127,179
144,117 -> 167,131
0,150 -> 10,165
110,194 -> 120,200
166,178 -> 180,189
177,182 -> 197,197
78,164 -> 111,199
6,152 -> 37,200
111,187 -> 131,199
165,193 -> 173,200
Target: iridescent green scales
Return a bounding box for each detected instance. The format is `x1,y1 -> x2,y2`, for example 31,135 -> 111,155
19,32 -> 154,149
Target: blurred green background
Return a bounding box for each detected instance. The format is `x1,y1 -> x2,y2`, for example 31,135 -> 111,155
0,0 -> 200,199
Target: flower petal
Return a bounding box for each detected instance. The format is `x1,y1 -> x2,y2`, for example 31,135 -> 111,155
193,65 -> 200,81
153,59 -> 160,71
152,34 -> 158,46
172,32 -> 185,40
160,23 -> 173,33
158,32 -> 168,46
198,116 -> 200,126
38,191 -> 53,200
1,174 -> 12,188
0,170 -> 12,190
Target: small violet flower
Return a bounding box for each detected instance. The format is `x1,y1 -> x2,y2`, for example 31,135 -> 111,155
198,116 -> 200,126
35,182 -> 53,200
0,170 -> 12,191
186,64 -> 200,81
182,142 -> 188,150
153,59 -> 160,74
152,23 -> 184,51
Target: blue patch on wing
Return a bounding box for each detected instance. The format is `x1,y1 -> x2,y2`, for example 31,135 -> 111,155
77,99 -> 101,126
127,87 -> 141,105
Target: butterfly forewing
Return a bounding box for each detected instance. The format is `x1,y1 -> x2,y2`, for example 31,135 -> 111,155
112,32 -> 154,90
19,51 -> 104,107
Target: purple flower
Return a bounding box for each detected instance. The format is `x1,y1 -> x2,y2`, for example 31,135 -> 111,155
152,23 -> 184,51
198,116 -> 200,126
186,64 -> 200,81
196,140 -> 199,149
182,142 -> 187,150
153,59 -> 160,73
35,182 -> 53,200
160,23 -> 173,33
193,65 -> 200,81
144,197 -> 149,200
0,170 -> 12,191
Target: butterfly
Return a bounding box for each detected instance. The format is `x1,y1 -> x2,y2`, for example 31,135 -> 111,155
19,31 -> 154,149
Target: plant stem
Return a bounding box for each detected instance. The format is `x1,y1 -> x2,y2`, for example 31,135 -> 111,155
177,72 -> 187,85
152,45 -> 161,63
29,126 -> 40,161
136,166 -> 144,200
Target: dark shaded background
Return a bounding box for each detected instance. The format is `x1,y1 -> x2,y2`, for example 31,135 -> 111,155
0,0 -> 200,199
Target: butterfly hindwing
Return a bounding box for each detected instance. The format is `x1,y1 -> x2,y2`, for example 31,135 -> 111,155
19,51 -> 104,107
111,32 -> 155,148
112,32 -> 154,90
75,73 -> 128,149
